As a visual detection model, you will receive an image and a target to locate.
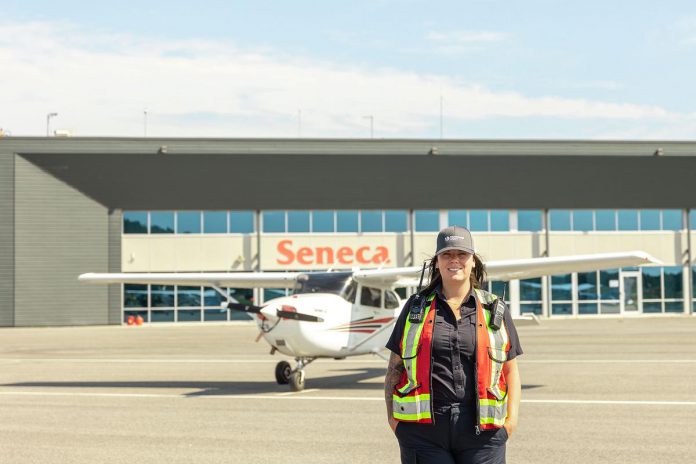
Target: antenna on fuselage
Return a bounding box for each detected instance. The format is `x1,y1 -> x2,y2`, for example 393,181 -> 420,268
416,260 -> 428,293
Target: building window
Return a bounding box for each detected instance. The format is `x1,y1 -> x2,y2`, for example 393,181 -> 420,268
490,210 -> 510,231
203,211 -> 227,234
177,286 -> 201,307
415,210 -> 440,232
448,210 -> 467,228
312,211 -> 335,232
520,277 -> 542,315
469,210 -> 488,232
639,210 -> 660,231
123,285 -> 258,324
177,211 -> 201,234
336,210 -> 359,232
447,210 -> 509,232
230,211 -> 255,233
599,269 -> 620,314
150,211 -> 175,234
123,211 -> 148,234
663,266 -> 683,299
577,271 -> 599,314
578,303 -> 599,315
595,210 -> 616,231
360,210 -> 383,232
661,210 -> 682,231
263,211 -> 286,233
551,274 -> 572,315
640,266 -> 683,314
572,210 -> 593,231
690,211 -> 696,230
124,284 -> 148,308
151,285 -> 175,307
549,210 -> 571,231
203,287 -> 225,307
287,210 -> 310,233
641,267 -> 661,299
151,310 -> 175,322
385,210 -> 408,232
517,210 -> 542,232
617,210 -> 639,231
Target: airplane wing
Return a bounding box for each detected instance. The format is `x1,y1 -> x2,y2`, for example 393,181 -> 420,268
353,251 -> 660,287
78,272 -> 301,288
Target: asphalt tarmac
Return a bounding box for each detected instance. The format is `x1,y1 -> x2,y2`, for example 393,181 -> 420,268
1,316 -> 696,464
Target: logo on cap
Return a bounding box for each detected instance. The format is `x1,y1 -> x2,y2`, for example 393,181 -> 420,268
445,235 -> 467,241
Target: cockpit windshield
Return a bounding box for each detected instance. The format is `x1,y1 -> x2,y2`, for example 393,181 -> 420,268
292,272 -> 357,302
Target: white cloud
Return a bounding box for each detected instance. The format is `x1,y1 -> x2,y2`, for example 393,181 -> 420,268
0,21 -> 690,138
425,31 -> 508,43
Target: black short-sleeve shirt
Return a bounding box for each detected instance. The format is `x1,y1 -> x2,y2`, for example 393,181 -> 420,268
386,286 -> 523,412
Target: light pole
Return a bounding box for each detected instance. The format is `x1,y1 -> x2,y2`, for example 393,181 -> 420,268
46,112 -> 58,136
143,109 -> 148,137
297,109 -> 302,137
363,115 -> 374,138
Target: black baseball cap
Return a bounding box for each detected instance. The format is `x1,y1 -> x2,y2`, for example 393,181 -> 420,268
436,226 -> 475,255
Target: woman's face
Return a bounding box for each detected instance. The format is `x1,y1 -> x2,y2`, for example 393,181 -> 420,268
436,250 -> 475,284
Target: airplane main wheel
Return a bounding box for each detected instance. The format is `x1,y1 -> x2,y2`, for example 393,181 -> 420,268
289,370 -> 305,392
275,361 -> 292,385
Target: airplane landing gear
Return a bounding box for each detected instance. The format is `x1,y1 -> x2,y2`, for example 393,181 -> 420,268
289,370 -> 305,391
275,361 -> 292,385
276,357 -> 315,392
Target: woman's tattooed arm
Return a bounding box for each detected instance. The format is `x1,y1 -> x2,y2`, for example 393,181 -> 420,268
384,352 -> 404,421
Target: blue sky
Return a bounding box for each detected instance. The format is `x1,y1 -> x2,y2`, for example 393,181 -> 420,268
1,0 -> 695,138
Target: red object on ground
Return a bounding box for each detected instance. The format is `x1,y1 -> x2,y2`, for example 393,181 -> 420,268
126,315 -> 135,326
135,315 -> 144,326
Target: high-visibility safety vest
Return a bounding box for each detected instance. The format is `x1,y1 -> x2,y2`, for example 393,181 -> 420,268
392,288 -> 510,431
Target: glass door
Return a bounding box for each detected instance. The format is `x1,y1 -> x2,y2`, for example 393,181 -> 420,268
621,272 -> 641,314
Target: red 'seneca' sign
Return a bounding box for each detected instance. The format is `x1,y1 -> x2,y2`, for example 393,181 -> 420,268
276,239 -> 390,265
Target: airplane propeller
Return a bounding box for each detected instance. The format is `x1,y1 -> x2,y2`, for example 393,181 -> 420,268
227,302 -> 323,323
227,302 -> 263,314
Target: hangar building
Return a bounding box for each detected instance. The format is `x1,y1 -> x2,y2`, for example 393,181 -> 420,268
0,137 -> 694,327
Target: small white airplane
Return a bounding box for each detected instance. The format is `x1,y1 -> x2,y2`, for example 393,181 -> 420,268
79,251 -> 658,391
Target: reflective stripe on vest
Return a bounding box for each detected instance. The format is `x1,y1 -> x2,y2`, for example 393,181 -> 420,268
392,294 -> 436,423
397,293 -> 436,395
474,288 -> 510,429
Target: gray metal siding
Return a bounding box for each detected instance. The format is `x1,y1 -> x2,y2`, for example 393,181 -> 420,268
14,156 -> 109,326
0,153 -> 14,326
107,209 -> 122,324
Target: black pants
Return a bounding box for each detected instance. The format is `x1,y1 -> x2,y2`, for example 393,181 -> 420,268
394,405 -> 508,464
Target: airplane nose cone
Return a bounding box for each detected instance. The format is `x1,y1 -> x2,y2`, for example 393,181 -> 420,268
260,305 -> 278,320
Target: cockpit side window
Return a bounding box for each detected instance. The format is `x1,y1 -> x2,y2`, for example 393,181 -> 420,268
360,286 -> 382,308
343,280 -> 357,303
384,290 -> 400,309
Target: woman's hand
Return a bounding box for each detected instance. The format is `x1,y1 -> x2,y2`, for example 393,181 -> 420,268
503,418 -> 517,438
389,417 -> 400,433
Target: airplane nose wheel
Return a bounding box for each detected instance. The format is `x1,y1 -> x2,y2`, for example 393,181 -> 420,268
277,357 -> 315,392
289,370 -> 305,392
275,361 -> 292,385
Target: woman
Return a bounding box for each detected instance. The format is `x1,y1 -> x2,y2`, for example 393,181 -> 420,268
384,226 -> 522,464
